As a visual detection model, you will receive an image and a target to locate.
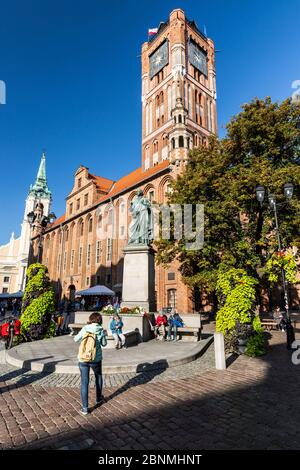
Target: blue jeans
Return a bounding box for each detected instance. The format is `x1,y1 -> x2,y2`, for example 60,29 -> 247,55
168,325 -> 178,340
79,361 -> 103,410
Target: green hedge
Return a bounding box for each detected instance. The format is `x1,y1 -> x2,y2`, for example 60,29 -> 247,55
20,263 -> 56,341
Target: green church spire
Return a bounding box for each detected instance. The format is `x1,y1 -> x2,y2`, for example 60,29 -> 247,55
29,151 -> 52,199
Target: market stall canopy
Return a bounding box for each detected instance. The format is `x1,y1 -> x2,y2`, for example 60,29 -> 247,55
0,290 -> 24,299
76,285 -> 115,296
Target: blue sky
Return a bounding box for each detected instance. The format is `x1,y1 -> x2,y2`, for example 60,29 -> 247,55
0,0 -> 299,244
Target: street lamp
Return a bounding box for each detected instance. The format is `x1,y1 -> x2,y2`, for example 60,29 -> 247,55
284,183 -> 294,200
256,185 -> 265,206
255,183 -> 295,350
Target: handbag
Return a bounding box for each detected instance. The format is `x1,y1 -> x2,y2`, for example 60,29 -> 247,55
101,331 -> 108,347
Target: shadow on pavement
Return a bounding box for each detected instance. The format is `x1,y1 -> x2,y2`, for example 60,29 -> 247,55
8,332 -> 300,451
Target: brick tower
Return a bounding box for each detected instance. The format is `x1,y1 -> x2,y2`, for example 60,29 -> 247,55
141,8 -> 217,171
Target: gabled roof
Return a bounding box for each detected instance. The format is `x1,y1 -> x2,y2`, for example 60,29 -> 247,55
89,173 -> 115,193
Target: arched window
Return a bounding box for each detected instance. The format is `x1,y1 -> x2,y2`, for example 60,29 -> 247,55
145,103 -> 149,135
80,220 -> 84,237
88,217 -> 93,233
108,208 -> 113,225
172,138 -> 176,149
179,136 -> 184,148
160,91 -> 164,124
149,100 -> 153,133
167,85 -> 172,118
178,114 -> 182,124
167,289 -> 177,309
188,84 -> 192,117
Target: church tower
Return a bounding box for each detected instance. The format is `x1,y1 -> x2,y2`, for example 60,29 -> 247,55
16,151 -> 52,290
141,9 -> 217,171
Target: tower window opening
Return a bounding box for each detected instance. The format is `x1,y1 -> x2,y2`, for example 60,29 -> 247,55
179,136 -> 184,148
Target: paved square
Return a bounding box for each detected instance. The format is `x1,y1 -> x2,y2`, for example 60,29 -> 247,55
0,331 -> 299,450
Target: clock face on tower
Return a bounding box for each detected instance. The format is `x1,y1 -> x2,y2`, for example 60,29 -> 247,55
149,40 -> 169,79
188,40 -> 208,76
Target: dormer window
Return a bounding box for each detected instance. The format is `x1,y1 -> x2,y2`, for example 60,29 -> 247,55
78,178 -> 82,189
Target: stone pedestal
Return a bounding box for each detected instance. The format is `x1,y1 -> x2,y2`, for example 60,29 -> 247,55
121,244 -> 156,313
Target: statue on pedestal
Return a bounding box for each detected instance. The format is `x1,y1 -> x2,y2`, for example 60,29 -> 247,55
128,190 -> 153,245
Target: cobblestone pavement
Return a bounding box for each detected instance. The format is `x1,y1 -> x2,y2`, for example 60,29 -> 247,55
1,331 -> 300,450
0,341 -> 215,388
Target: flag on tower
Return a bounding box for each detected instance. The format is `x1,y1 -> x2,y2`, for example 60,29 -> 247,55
148,28 -> 158,38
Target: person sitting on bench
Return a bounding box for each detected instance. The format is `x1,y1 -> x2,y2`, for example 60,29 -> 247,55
167,311 -> 184,341
155,311 -> 168,341
110,314 -> 126,349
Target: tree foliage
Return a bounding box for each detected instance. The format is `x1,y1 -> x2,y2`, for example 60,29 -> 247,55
155,98 -> 300,303
20,263 -> 56,341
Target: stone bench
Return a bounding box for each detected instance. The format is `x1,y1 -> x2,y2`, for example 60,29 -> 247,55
154,313 -> 202,341
68,323 -> 140,348
176,326 -> 202,341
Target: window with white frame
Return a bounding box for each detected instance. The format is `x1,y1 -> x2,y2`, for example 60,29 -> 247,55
71,250 -> 75,269
96,241 -> 101,264
167,289 -> 177,309
87,244 -> 91,266
63,251 -> 67,271
107,238 -> 112,262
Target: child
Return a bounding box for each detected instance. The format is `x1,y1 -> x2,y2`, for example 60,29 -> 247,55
110,314 -> 126,349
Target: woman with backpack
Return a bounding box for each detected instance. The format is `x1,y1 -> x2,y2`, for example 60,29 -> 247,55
74,312 -> 107,415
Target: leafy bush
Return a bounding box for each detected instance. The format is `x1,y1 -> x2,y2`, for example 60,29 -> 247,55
245,332 -> 265,357
224,322 -> 254,354
20,263 -> 55,341
216,268 -> 265,356
265,251 -> 298,285
216,268 -> 258,334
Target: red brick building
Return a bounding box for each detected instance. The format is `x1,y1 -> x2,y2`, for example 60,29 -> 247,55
31,9 -> 217,312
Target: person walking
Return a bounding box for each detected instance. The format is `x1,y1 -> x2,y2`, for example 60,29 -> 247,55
74,312 -> 107,415
110,314 -> 126,349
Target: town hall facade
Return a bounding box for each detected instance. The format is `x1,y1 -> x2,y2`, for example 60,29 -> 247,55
31,9 -> 217,312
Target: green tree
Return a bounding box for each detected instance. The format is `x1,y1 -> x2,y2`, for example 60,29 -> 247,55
156,98 -> 300,307
20,263 -> 56,341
